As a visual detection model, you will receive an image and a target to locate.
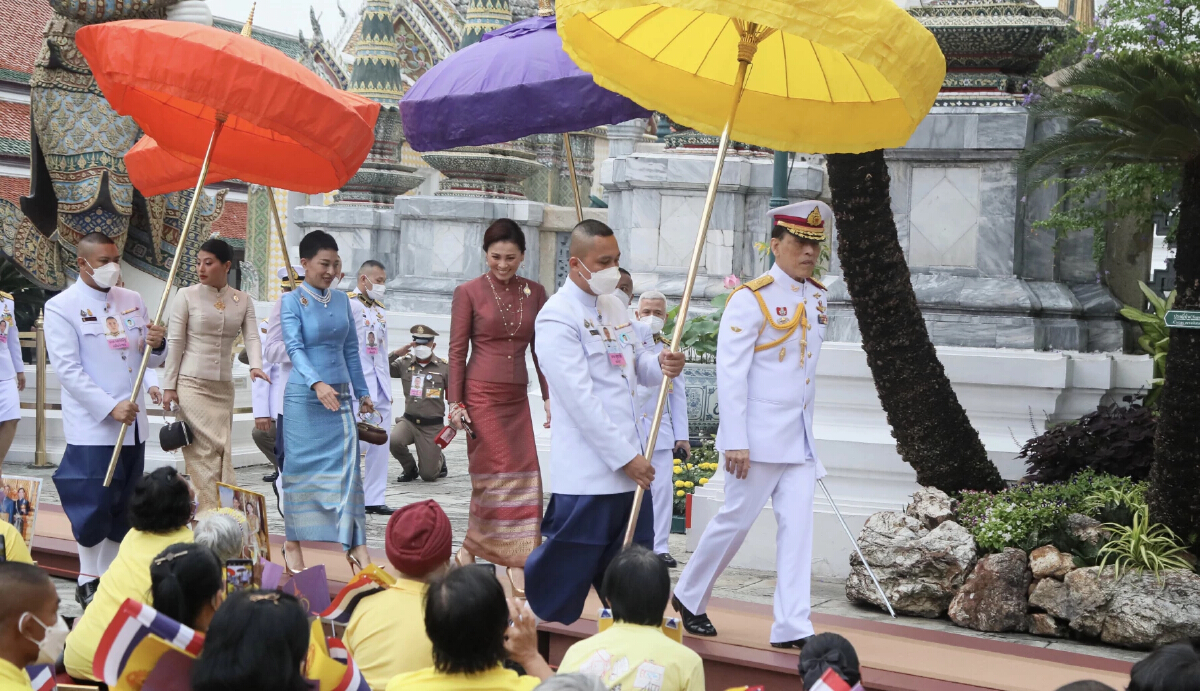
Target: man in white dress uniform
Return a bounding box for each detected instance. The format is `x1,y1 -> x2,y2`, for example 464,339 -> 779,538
0,290 -> 26,465
349,260 -> 394,515
525,219 -> 685,625
634,290 -> 690,567
44,232 -> 167,608
672,201 -> 831,649
262,265 -> 303,485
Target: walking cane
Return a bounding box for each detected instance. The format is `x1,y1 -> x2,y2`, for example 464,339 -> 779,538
818,479 -> 896,618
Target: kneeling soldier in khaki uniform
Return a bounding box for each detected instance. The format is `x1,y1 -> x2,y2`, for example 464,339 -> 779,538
389,324 -> 450,482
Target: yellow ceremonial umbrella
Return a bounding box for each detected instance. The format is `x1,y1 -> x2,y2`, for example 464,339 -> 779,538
552,0 -> 946,544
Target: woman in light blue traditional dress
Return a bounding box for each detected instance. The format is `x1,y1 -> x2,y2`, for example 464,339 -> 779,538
280,230 -> 375,572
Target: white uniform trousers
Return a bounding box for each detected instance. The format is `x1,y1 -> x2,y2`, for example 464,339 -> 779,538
650,448 -> 675,554
356,397 -> 392,507
674,461 -> 817,643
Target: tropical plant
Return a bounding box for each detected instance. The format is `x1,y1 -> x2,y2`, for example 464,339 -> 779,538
1019,52 -> 1200,542
1097,505 -> 1194,579
1020,396 -> 1156,483
672,439 -> 718,515
1119,282 -> 1174,406
825,151 -> 1004,494
662,293 -> 729,362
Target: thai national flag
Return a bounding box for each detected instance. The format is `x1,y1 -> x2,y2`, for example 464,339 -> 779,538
809,669 -> 865,691
26,664 -> 54,691
92,599 -> 205,685
320,564 -> 394,625
325,638 -> 371,691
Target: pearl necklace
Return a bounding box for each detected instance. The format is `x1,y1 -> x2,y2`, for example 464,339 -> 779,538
485,273 -> 525,337
301,283 -> 332,308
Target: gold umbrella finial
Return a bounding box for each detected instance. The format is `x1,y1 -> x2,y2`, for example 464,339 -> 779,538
241,3 -> 256,36
538,0 -> 554,17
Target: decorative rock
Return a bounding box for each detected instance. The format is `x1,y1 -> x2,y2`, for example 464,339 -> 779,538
846,512 -> 977,618
1065,567 -> 1113,638
1100,570 -> 1200,649
1030,545 -> 1076,579
1065,513 -> 1109,546
1028,613 -> 1069,638
1029,577 -> 1073,620
905,487 -> 956,530
948,548 -> 1032,632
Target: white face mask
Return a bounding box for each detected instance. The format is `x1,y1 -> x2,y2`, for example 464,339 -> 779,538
614,289 -> 632,307
366,282 -> 386,302
87,259 -> 121,290
21,612 -> 69,665
577,262 -> 621,296
639,315 -> 665,334
413,345 -> 433,360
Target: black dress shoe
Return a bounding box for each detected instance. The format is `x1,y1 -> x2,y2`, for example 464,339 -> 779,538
659,553 -> 678,568
671,595 -> 717,637
262,470 -> 279,483
397,467 -> 419,483
365,505 -> 395,516
437,459 -> 448,478
76,579 -> 99,610
770,636 -> 812,650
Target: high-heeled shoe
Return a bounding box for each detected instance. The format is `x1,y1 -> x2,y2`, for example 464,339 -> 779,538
347,552 -> 363,575
282,547 -> 303,576
506,567 -> 526,599
455,547 -> 475,567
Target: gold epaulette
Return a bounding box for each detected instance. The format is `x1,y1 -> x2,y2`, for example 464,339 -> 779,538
808,277 -> 826,291
745,274 -> 774,291
0,291 -> 12,301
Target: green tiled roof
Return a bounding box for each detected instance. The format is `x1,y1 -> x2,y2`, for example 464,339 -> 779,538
0,69 -> 30,86
0,137 -> 30,157
213,18 -> 304,60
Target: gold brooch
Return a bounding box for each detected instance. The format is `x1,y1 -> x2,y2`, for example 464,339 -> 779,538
233,294 -> 239,303
730,326 -> 742,333
779,347 -> 787,361
214,300 -> 225,311
300,296 -> 309,307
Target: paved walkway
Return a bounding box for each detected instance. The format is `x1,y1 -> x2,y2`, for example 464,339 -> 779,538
21,439 -> 1144,665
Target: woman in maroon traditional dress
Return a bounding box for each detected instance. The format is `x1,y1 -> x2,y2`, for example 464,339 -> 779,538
448,219 -> 549,590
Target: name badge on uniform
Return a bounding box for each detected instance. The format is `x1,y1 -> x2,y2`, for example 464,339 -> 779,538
365,329 -> 379,356
105,324 -> 129,350
409,377 -> 424,398
425,388 -> 442,399
604,337 -> 626,367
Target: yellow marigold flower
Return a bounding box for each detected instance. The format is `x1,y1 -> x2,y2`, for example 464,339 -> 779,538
676,490 -> 686,497
684,481 -> 694,488
673,467 -> 682,474
699,477 -> 709,485
675,480 -> 685,488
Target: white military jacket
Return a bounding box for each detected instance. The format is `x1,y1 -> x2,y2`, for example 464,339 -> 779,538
715,263 -> 825,467
348,294 -> 392,403
0,293 -> 25,381
262,299 -> 292,416
637,336 -> 689,452
44,278 -> 167,446
535,280 -> 664,495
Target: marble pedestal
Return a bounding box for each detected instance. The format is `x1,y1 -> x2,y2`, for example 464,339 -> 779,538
687,344 -> 1154,578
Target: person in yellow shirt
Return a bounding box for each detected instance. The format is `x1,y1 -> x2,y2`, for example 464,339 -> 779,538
1,520 -> 32,564
344,500 -> 453,690
385,565 -> 552,691
64,467 -> 196,681
0,563 -> 64,691
558,546 -> 705,691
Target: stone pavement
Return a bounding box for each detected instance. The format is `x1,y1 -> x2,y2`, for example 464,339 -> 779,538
22,438 -> 1144,665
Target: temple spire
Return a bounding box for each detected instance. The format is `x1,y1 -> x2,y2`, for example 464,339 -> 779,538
1057,0 -> 1094,29
348,0 -> 404,107
241,3 -> 256,36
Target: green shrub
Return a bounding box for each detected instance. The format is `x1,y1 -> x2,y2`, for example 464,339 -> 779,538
1098,505 -> 1193,580
957,471 -> 1142,553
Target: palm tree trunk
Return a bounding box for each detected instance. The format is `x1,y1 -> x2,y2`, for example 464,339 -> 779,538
1148,156 -> 1200,540
826,150 -> 1004,494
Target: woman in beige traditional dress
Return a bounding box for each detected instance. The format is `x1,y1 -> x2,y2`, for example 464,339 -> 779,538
162,238 -> 268,512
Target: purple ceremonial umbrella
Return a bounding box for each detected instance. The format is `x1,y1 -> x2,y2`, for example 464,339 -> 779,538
400,15 -> 652,152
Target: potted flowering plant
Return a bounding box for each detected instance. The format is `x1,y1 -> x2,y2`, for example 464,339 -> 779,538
672,439 -> 720,531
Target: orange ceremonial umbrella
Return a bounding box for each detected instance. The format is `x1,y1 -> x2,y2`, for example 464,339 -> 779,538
124,135 -> 235,198
74,17 -> 381,486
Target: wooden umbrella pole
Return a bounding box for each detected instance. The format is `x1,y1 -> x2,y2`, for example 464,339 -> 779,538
104,116 -> 227,487
267,189 -> 299,289
562,132 -> 584,223
623,28 -> 767,546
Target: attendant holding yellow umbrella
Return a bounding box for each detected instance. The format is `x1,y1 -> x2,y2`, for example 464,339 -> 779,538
525,0 -> 945,638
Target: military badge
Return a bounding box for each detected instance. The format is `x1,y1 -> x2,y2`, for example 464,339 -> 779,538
776,306 -> 788,317
730,326 -> 742,333
819,314 -> 828,325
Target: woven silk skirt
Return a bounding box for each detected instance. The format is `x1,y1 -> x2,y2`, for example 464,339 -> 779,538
281,380 -> 366,551
177,375 -> 235,513
462,379 -> 543,567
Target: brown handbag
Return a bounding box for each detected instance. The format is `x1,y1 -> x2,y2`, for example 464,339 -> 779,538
356,412 -> 388,445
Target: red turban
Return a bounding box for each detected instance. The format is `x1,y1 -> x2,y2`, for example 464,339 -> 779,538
385,499 -> 452,576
